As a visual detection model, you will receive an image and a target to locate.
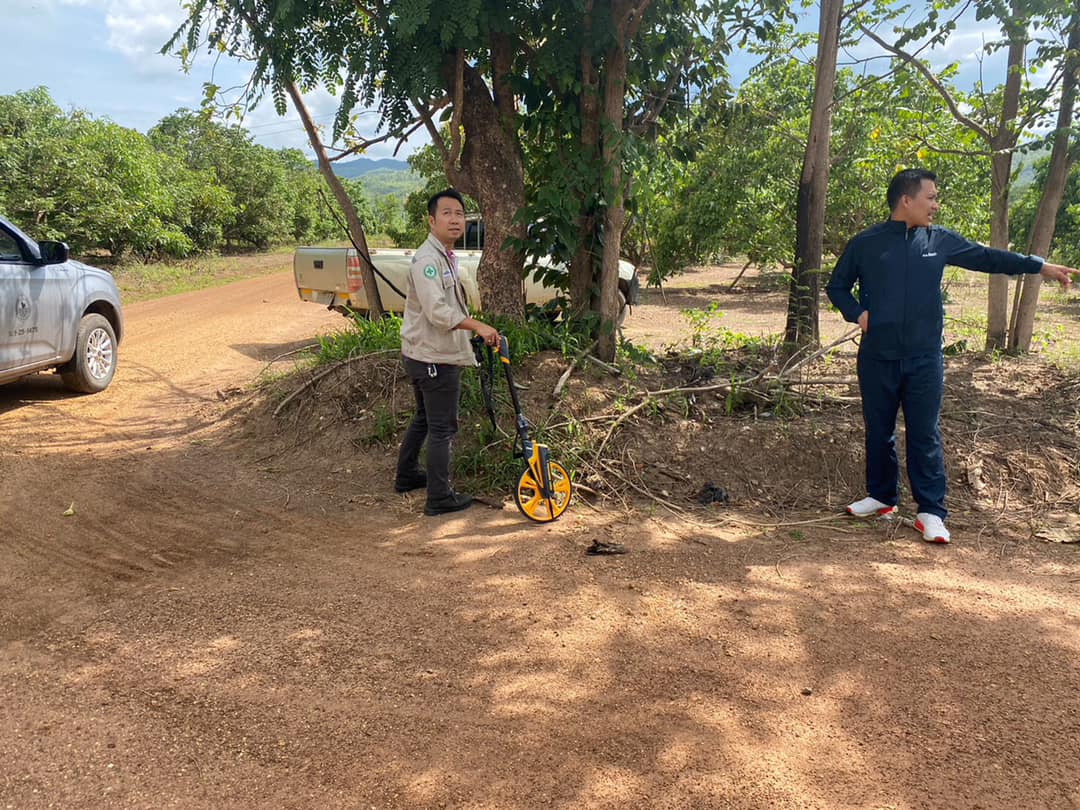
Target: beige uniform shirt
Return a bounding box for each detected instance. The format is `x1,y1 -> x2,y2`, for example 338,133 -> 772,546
400,233 -> 476,366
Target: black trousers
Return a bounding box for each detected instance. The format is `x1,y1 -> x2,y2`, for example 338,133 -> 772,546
396,357 -> 462,500
857,350 -> 947,519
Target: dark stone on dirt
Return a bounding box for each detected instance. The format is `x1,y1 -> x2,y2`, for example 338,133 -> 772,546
698,481 -> 729,506
586,540 -> 628,556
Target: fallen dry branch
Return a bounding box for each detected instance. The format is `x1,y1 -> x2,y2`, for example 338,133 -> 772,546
593,367 -> 859,457
254,343 -> 320,381
273,349 -> 399,418
553,339 -> 600,397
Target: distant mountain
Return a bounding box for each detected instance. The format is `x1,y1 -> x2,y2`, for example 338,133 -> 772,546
330,157 -> 410,178
360,168 -> 422,200
1013,143 -> 1052,194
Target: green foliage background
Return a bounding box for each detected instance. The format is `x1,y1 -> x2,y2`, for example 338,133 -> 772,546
0,88 -> 419,260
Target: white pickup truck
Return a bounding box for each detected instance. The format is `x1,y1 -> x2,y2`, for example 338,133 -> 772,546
294,233 -> 639,321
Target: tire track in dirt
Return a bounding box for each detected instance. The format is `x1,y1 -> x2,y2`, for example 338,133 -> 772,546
0,272 -> 348,632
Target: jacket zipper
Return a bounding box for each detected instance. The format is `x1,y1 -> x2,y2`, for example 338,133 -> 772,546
900,228 -> 909,354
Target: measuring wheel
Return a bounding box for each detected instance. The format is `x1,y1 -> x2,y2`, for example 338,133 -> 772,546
515,461 -> 573,522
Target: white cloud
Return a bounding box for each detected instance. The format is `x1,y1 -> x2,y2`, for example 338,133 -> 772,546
81,0 -> 192,76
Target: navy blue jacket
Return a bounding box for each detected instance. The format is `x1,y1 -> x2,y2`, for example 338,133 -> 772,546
826,220 -> 1044,359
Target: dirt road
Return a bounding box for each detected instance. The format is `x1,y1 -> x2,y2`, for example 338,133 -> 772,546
2,272 -> 1079,809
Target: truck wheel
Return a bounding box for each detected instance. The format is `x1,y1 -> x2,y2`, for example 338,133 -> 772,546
60,314 -> 117,393
616,289 -> 629,328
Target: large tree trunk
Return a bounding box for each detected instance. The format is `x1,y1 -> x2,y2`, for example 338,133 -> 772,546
596,14 -> 631,362
1008,15 -> 1080,352
984,14 -> 1026,350
784,0 -> 842,350
570,1 -> 601,318
286,82 -> 384,318
444,43 -> 527,322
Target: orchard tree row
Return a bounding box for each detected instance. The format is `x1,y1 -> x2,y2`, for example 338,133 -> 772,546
0,87 -> 403,260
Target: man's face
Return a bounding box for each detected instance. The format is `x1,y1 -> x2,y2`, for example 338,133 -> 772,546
428,196 -> 465,247
901,179 -> 940,227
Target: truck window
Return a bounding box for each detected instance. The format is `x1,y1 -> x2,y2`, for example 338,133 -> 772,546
454,218 -> 484,251
0,230 -> 22,262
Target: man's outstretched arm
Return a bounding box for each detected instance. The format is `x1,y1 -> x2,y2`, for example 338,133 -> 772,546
943,229 -> 1076,289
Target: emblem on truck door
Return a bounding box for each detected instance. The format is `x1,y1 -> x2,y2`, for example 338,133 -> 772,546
15,295 -> 31,321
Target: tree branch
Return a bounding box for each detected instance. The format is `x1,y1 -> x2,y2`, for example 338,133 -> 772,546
625,0 -> 651,40
353,2 -> 377,20
860,23 -> 992,141
911,130 -> 992,158
449,49 -> 465,169
413,96 -> 452,165
632,50 -> 692,132
325,99 -> 447,160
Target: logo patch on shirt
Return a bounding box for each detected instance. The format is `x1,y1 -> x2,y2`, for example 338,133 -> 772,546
423,265 -> 437,279
921,252 -> 938,258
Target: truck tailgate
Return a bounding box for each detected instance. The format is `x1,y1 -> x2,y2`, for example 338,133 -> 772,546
294,248 -> 350,298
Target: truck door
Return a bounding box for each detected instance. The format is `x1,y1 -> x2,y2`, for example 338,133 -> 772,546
0,229 -> 67,374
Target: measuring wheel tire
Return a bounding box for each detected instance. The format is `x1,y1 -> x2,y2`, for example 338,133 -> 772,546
515,461 -> 573,522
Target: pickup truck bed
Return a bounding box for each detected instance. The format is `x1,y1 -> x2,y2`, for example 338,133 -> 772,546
294,247 -> 639,319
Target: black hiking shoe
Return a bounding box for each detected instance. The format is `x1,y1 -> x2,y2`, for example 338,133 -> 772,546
424,492 -> 473,516
394,470 -> 427,493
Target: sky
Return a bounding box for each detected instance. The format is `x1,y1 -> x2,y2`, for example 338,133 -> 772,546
0,0 -> 1050,161
3,0 -> 395,159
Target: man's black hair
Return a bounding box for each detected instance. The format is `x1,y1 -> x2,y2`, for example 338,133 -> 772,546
887,168 -> 937,211
427,188 -> 466,217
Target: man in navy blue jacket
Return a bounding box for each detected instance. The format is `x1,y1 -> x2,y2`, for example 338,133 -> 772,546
826,168 -> 1075,544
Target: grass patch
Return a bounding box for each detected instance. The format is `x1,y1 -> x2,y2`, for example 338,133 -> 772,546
673,303 -> 780,369
111,247 -> 295,303
316,313 -> 404,362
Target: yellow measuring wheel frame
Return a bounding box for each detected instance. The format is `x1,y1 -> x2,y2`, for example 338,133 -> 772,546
473,335 -> 574,523
515,455 -> 573,522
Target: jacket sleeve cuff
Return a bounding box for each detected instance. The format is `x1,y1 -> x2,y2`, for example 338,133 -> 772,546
427,306 -> 460,330
838,304 -> 864,324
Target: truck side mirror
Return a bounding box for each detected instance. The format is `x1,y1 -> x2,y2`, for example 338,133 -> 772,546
38,240 -> 70,265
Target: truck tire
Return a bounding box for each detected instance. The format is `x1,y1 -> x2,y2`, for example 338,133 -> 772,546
60,314 -> 117,393
617,286 -> 630,328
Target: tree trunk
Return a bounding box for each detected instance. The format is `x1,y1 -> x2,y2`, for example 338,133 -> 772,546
286,82 -> 384,318
984,15 -> 1026,350
1008,15 -> 1080,352
570,2 -> 601,318
443,45 -> 527,322
784,0 -> 841,349
596,17 -> 630,362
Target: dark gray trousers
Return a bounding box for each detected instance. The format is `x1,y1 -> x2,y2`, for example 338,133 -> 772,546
396,357 -> 462,500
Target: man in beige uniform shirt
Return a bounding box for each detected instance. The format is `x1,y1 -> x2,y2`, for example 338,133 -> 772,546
395,189 -> 500,515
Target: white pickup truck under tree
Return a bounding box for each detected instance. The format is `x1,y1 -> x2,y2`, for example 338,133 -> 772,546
294,227 -> 639,323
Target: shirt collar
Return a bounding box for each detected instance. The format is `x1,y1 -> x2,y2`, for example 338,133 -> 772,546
425,232 -> 459,278
885,218 -> 931,235
425,232 -> 454,261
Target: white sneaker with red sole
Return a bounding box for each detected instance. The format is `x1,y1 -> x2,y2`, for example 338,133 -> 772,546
846,496 -> 897,518
915,513 -> 950,544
